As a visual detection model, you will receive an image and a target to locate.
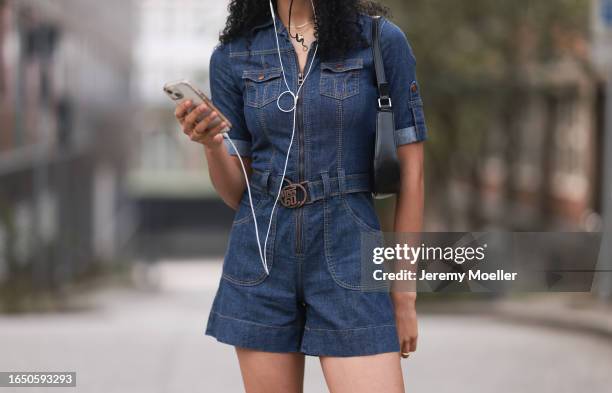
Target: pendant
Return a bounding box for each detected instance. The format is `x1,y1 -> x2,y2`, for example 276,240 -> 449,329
295,32 -> 308,52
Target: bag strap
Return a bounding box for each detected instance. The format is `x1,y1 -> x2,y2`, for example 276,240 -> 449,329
371,16 -> 392,110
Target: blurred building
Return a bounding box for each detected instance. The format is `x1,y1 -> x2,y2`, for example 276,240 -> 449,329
130,0 -> 226,183
592,0 -> 612,300
128,0 -> 234,259
0,0 -> 135,289
478,39 -> 605,231
480,57 -> 603,230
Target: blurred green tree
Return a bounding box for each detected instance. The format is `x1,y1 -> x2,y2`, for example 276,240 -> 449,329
380,0 -> 591,229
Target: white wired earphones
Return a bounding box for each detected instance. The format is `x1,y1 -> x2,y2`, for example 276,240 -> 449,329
223,0 -> 319,276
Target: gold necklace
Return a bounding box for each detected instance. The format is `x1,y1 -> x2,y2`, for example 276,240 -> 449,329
293,20 -> 313,29
288,0 -> 317,52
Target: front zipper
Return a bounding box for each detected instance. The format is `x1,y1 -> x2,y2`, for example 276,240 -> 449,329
289,39 -> 316,255
295,69 -> 305,255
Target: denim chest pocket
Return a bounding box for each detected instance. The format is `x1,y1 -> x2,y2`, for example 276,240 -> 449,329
319,58 -> 363,100
242,68 -> 283,108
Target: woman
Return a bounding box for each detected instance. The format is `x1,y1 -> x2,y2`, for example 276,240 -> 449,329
174,1 -> 426,392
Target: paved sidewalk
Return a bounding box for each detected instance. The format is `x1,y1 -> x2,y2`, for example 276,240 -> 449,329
492,294 -> 612,339
417,292 -> 612,341
1,261 -> 611,393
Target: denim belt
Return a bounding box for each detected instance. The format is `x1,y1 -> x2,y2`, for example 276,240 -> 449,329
250,169 -> 372,209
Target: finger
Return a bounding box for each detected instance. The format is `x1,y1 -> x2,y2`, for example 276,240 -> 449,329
190,131 -> 204,142
409,336 -> 418,352
184,103 -> 210,130
207,119 -> 229,138
211,133 -> 225,145
175,100 -> 192,120
194,120 -> 227,147
193,111 -> 218,136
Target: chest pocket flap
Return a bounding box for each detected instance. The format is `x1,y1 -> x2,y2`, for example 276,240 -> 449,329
320,58 -> 363,100
242,67 -> 283,108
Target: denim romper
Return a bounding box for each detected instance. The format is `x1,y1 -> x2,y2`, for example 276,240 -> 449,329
205,12 -> 428,357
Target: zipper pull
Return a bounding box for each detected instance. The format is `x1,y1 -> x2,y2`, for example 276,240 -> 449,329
298,72 -> 304,86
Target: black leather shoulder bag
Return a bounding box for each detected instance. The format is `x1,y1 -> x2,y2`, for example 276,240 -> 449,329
371,15 -> 401,199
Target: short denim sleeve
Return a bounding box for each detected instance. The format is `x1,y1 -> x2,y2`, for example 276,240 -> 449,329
209,43 -> 252,156
379,18 -> 428,146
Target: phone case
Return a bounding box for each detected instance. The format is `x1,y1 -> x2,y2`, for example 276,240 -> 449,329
163,80 -> 232,132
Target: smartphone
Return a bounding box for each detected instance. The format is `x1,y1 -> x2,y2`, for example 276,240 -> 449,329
163,80 -> 232,133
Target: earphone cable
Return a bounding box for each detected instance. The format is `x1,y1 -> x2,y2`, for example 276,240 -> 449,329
222,0 -> 318,276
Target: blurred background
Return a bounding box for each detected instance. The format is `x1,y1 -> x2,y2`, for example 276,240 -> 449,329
1,0 -> 612,392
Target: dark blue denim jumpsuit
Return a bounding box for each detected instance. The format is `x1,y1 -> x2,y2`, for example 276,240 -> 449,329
205,12 -> 428,357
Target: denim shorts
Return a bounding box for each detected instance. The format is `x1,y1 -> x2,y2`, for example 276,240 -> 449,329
205,171 -> 401,357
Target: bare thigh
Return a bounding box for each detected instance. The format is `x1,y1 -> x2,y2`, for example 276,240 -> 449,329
320,352 -> 405,393
235,347 -> 305,393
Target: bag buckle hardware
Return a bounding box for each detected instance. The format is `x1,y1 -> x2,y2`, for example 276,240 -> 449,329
280,179 -> 308,208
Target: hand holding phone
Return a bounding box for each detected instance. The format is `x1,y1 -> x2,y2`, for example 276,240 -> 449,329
164,80 -> 231,148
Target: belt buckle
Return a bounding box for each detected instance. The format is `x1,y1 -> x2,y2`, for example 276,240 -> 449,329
280,179 -> 308,209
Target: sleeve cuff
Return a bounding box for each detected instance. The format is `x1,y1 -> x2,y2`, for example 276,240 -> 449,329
395,126 -> 426,146
224,138 -> 252,157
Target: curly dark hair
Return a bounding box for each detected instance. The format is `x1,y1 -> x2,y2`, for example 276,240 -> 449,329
218,0 -> 391,61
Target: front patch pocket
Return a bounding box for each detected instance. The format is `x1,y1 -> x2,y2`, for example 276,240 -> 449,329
323,196 -> 387,291
222,196 -> 277,286
319,58 -> 363,100
242,68 -> 283,108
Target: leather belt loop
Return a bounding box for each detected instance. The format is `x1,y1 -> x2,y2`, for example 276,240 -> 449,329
251,168 -> 271,193
337,168 -> 347,194
321,172 -> 330,198
261,170 -> 270,193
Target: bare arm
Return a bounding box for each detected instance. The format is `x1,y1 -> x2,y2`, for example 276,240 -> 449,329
394,142 -> 424,233
391,141 -> 424,356
204,143 -> 250,210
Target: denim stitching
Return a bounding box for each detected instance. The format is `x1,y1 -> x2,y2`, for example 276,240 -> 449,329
211,311 -> 300,330
337,100 -> 343,169
304,83 -> 312,181
304,323 -> 396,333
323,196 -> 364,290
242,67 -> 283,78
232,167 -> 274,228
232,196 -> 267,225
319,58 -> 363,100
320,70 -> 362,100
230,48 -> 294,57
257,101 -> 270,142
395,126 -> 419,146
244,77 -> 281,108
222,197 -> 277,285
221,270 -> 268,286
339,193 -> 381,233
242,67 -> 283,108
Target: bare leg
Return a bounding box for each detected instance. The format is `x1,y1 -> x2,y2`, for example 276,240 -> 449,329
235,347 -> 305,393
320,352 -> 405,393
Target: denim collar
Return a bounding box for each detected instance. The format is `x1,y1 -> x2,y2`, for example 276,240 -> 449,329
250,12 -> 288,38
250,18 -> 273,33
